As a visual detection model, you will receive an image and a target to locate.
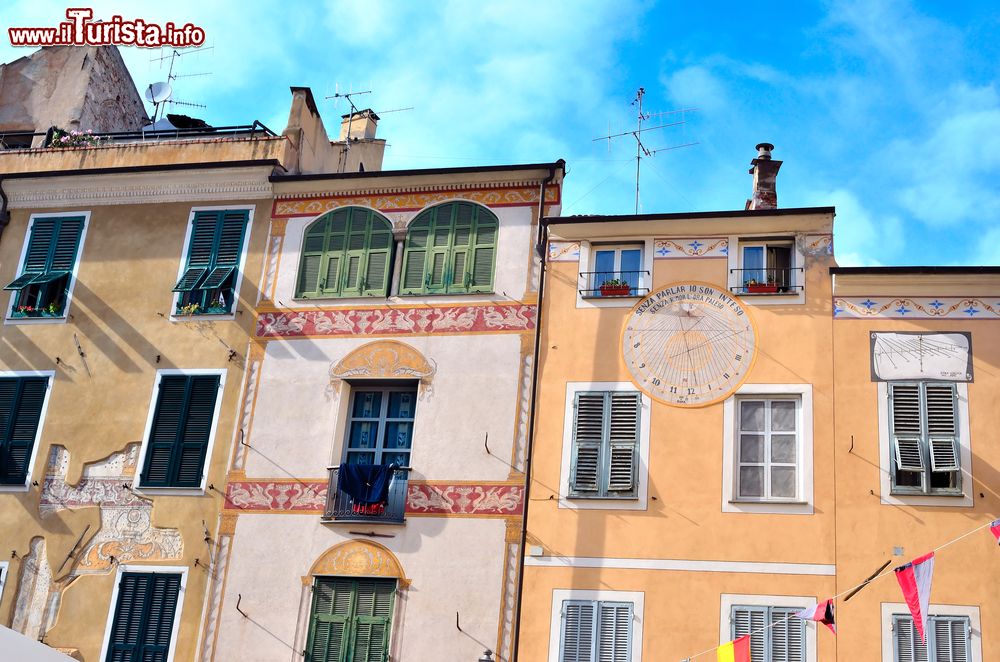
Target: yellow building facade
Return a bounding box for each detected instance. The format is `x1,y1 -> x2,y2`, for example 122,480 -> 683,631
518,147 -> 999,661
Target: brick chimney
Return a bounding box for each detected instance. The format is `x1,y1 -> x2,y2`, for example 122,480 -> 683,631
746,142 -> 782,210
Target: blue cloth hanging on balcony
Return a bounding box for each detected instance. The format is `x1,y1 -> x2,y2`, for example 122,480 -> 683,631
339,463 -> 397,508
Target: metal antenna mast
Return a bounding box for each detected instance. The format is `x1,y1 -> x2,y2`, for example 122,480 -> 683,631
325,88 -> 371,173
593,87 -> 699,213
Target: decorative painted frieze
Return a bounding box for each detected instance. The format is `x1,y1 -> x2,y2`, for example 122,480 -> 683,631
223,480 -> 524,516
834,297 -> 1000,319
547,241 -> 581,262
256,303 -> 536,338
801,233 -> 833,256
654,237 -> 729,259
272,183 -> 559,218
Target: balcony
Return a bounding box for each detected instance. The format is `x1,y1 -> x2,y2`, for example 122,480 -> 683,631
729,268 -> 804,295
322,466 -> 410,524
579,270 -> 650,298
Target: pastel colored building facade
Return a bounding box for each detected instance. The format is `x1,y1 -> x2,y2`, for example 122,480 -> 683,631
517,145 -> 999,662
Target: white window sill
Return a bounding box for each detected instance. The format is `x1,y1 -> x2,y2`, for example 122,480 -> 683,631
5,316 -> 68,326
567,494 -> 639,501
0,484 -> 30,493
169,313 -> 236,323
729,499 -> 808,505
133,486 -> 207,497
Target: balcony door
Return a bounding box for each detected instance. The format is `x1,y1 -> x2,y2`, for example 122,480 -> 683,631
345,387 -> 416,467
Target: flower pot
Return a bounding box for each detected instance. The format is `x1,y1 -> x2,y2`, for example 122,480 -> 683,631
600,284 -> 632,297
747,284 -> 778,293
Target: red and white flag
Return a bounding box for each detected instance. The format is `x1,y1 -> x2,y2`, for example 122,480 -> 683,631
895,552 -> 935,642
795,598 -> 836,635
990,519 -> 1000,545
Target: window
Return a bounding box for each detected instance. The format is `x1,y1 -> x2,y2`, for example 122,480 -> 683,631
104,572 -> 182,662
139,374 -> 221,488
559,600 -> 632,662
582,244 -> 645,298
399,202 -> 497,295
569,392 -> 640,499
4,215 -> 85,318
736,398 -> 799,501
889,382 -> 961,495
736,240 -> 797,294
0,561 -> 8,604
893,614 -> 970,662
296,207 -> 394,299
731,605 -> 805,662
0,376 -> 49,485
172,209 -> 249,315
305,577 -> 395,662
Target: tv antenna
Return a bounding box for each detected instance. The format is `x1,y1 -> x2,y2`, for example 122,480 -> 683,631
146,46 -> 214,121
325,86 -> 375,173
593,87 -> 699,213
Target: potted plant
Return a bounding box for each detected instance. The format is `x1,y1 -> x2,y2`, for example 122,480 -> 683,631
599,278 -> 632,296
12,301 -> 63,318
204,298 -> 230,314
745,277 -> 778,294
176,302 -> 202,316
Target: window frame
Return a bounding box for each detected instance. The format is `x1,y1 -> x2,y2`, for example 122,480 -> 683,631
0,370 -> 54,492
98,565 -> 187,662
876,382 -> 972,507
169,205 -> 254,322
720,594 -> 817,662
880,603 -> 982,662
4,211 -> 90,325
304,576 -> 397,662
723,384 -> 814,515
887,381 -> 962,496
734,397 -> 801,502
548,589 -> 643,662
559,382 -> 650,511
134,369 -> 226,495
567,390 -> 641,499
727,235 -> 805,305
581,242 -> 647,299
575,239 -> 654,309
342,385 -> 418,467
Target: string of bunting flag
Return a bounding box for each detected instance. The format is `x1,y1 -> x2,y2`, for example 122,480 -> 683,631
679,517 -> 1000,662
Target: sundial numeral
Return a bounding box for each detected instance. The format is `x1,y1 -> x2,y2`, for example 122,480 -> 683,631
687,388 -> 695,395
669,386 -> 677,394
735,354 -> 742,361
651,378 -> 661,386
723,372 -> 730,380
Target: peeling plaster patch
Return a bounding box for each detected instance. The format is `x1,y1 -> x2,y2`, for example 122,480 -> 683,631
11,537 -> 53,641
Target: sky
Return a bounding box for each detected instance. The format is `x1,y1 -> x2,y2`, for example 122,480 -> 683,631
2,0 -> 999,267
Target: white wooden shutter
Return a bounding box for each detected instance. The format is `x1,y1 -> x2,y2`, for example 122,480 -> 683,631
890,384 -> 925,472
933,616 -> 970,662
771,608 -> 804,662
606,393 -> 640,494
571,394 -> 605,495
561,600 -> 597,662
732,606 -> 768,661
925,384 -> 959,472
596,602 -> 632,662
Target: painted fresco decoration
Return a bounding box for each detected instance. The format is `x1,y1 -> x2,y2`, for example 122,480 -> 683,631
257,303 -> 535,338
307,540 -> 408,585
834,296 -> 1000,319
547,241 -> 581,262
622,282 -> 757,407
870,332 -> 973,382
654,237 -> 729,259
800,233 -> 834,256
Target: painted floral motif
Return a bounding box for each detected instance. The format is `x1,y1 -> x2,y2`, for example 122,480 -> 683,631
257,304 -> 536,338
654,238 -> 729,258
547,241 -> 581,262
834,297 -> 1000,319
802,234 -> 834,256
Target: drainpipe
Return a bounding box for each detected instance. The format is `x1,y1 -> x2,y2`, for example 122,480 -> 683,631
510,161 -> 559,662
0,178 -> 11,244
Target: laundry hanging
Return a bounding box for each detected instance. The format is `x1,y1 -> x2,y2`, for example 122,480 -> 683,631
338,463 -> 397,514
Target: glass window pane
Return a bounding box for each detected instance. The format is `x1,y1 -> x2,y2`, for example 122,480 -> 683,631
771,435 -> 797,463
346,451 -> 375,465
771,466 -> 796,498
387,391 -> 417,419
771,401 -> 796,431
740,401 -> 764,431
384,422 -> 413,450
594,250 -> 615,274
740,435 -> 764,463
383,451 -> 409,467
349,421 -> 378,449
620,249 -> 642,290
352,391 -> 382,418
739,466 -> 764,497
742,246 -> 765,284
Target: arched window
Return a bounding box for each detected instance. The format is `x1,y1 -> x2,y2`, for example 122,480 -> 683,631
296,207 -> 394,298
400,201 -> 498,295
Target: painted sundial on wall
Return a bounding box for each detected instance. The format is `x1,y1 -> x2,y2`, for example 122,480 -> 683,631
870,331 -> 972,382
621,282 -> 757,407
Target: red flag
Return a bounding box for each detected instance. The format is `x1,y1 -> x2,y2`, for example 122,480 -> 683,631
795,599 -> 837,635
895,552 -> 935,642
990,519 -> 1000,545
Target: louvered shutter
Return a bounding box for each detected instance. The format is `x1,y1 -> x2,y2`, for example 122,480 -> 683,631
894,615 -> 929,662
732,606 -> 768,662
469,208 -> 498,293
138,574 -> 181,661
560,600 -> 597,662
925,384 -> 959,473
23,219 -> 56,272
307,578 -> 353,662
174,376 -> 218,487
141,375 -> 219,488
933,617 -> 970,662
5,216 -> 84,290
890,384 -> 924,473
362,216 -> 393,297
352,579 -> 395,662
770,608 -> 804,662
173,213 -> 216,291
200,210 -> 247,292
446,203 -> 474,293
50,217 -> 84,271
298,219 -> 330,297
0,378 -> 47,485
142,377 -> 187,487
607,393 -> 640,495
570,393 -> 605,495
107,573 -> 181,662
400,219 -> 430,294
107,573 -> 148,661
426,208 -> 452,293
596,602 -> 631,662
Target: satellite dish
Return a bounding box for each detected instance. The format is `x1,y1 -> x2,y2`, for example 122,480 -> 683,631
144,82 -> 173,104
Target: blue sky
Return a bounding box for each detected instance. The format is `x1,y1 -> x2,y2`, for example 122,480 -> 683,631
3,1 -> 999,266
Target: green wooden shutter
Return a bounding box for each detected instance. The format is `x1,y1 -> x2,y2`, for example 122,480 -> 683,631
106,573 -> 181,662
426,207 -> 452,293
469,207 -> 498,293
296,208 -> 392,299
607,393 -> 640,495
307,578 -> 353,662
596,602 -> 632,662
5,216 -> 84,290
0,377 -> 47,485
570,393 -> 605,495
141,375 -> 219,488
732,606 -> 768,662
560,600 -> 597,662
352,579 -> 395,662
23,219 -> 56,272
173,213 -> 217,291
49,217 -> 85,271
199,210 -> 248,292
446,204 -> 474,293
400,218 -> 430,294
298,219 -> 331,297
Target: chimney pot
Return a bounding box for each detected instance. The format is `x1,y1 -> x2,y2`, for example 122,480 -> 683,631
755,142 -> 774,159
747,142 -> 782,210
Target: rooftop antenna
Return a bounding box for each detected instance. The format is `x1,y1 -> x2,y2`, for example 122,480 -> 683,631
592,87 -> 699,213
325,86 -> 372,173
146,46 -> 214,121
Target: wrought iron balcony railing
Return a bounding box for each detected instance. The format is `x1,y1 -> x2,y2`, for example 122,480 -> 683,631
578,270 -> 651,298
729,268 -> 804,295
322,465 -> 410,524
0,121 -> 277,150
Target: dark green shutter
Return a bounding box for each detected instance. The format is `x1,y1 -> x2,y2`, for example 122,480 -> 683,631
4,216 -> 84,291
106,572 -> 180,662
141,375 -> 219,488
23,219 -> 56,272
399,203 -> 498,295
173,213 -> 216,291
0,377 -> 47,485
306,578 -> 395,662
296,208 -> 393,299
173,210 -> 248,293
